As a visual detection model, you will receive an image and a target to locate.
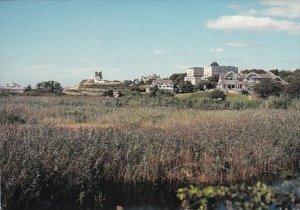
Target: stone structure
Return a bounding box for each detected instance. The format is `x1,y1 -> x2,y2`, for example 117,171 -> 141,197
89,71 -> 105,83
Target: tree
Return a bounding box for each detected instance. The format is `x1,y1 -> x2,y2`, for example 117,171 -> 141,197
169,73 -> 187,85
24,85 -> 32,92
254,79 -> 283,98
270,69 -> 279,76
208,89 -> 226,100
103,89 -> 114,97
285,71 -> 300,98
177,81 -> 194,93
194,82 -> 205,91
36,81 -> 63,94
207,74 -> 219,83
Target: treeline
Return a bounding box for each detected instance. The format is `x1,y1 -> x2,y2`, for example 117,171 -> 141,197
24,81 -> 63,95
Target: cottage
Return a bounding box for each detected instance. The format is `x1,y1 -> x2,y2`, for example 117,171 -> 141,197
151,79 -> 174,91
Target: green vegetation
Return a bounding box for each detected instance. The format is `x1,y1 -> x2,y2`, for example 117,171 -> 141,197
177,178 -> 300,209
24,80 -> 63,95
1,96 -> 300,209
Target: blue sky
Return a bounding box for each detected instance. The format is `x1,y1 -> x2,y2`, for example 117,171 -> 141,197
1,0 -> 300,87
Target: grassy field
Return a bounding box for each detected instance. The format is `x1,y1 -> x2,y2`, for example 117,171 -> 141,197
1,96 -> 300,209
175,91 -> 251,102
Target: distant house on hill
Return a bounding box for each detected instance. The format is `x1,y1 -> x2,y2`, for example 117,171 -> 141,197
217,71 -> 288,93
151,79 -> 174,91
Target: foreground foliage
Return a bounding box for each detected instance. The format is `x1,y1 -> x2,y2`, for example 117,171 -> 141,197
177,176 -> 300,209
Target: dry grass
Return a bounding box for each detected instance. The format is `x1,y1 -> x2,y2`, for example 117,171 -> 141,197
1,96 -> 300,209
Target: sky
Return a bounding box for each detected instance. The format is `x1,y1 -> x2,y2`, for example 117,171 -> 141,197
0,0 -> 300,87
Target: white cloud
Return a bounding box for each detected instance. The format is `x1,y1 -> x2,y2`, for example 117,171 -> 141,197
224,42 -> 248,47
154,49 -> 167,55
207,15 -> 300,35
256,0 -> 300,18
209,48 -> 224,53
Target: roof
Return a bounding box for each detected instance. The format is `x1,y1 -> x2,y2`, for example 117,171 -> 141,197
152,79 -> 174,85
218,71 -> 288,85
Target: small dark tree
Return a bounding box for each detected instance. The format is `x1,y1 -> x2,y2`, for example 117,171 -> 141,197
103,89 -> 114,97
194,82 -> 205,91
24,85 -> 32,92
207,74 -> 219,83
208,89 -> 226,100
254,79 -> 283,98
169,73 -> 187,85
285,71 -> 300,98
177,81 -> 194,93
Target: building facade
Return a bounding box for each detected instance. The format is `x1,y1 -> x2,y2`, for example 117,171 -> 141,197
203,62 -> 238,78
184,67 -> 204,85
217,71 -> 288,93
151,79 -> 174,91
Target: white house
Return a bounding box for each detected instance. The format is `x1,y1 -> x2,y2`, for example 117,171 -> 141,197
151,79 -> 174,91
217,71 -> 288,93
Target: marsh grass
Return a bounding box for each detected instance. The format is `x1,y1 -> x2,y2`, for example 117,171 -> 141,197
1,96 -> 300,209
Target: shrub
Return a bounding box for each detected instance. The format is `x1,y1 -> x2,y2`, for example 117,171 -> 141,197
254,79 -> 283,98
208,90 -> 226,100
103,90 -> 114,97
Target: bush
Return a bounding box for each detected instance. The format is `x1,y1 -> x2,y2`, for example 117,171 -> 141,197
103,90 -> 114,97
208,90 -> 226,100
254,79 -> 283,98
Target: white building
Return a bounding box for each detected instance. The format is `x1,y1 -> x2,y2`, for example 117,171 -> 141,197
0,82 -> 24,93
184,67 -> 204,85
151,79 -> 174,91
203,62 -> 238,78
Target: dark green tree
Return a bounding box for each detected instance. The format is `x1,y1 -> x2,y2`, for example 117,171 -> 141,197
24,85 -> 32,92
177,81 -> 194,93
36,81 -> 63,94
169,73 -> 187,85
254,79 -> 283,98
285,71 -> 300,98
103,89 -> 114,97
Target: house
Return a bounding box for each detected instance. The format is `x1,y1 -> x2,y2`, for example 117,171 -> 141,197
184,67 -> 204,85
217,71 -> 288,93
151,79 -> 174,91
203,62 -> 238,78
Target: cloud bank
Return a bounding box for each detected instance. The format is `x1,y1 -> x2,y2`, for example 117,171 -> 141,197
207,15 -> 300,35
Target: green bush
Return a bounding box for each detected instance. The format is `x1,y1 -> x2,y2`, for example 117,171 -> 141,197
208,90 -> 226,100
